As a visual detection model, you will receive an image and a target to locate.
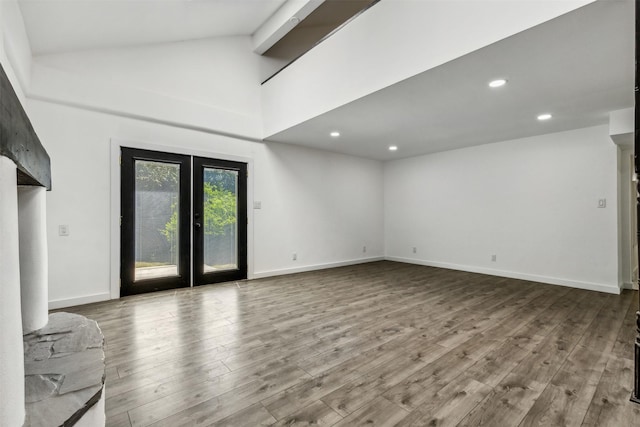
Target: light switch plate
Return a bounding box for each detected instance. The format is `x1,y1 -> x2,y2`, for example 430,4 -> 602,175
58,225 -> 69,236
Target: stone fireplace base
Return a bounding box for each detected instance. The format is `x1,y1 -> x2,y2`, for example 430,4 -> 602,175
23,313 -> 106,427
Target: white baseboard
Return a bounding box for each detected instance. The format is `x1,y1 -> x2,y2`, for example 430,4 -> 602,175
622,281 -> 639,290
50,256 -> 620,306
253,256 -> 385,279
385,256 -> 620,295
51,258 -> 383,307
48,292 -> 112,310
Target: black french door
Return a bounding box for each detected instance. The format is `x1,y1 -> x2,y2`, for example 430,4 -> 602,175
120,148 -> 247,296
120,148 -> 191,295
192,157 -> 247,286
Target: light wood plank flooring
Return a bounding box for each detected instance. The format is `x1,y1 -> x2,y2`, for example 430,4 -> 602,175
60,261 -> 640,427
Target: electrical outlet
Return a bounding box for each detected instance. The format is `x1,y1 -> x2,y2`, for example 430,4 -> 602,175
253,201 -> 262,209
413,247 -> 417,254
491,254 -> 497,262
363,246 -> 367,253
598,199 -> 606,208
292,253 -> 297,261
58,225 -> 69,236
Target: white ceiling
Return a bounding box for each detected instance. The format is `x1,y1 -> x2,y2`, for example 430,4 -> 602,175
17,0 -> 634,161
19,0 -> 288,55
266,0 -> 635,160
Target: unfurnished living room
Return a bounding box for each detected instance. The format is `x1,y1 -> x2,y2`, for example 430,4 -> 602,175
1,0 -> 639,426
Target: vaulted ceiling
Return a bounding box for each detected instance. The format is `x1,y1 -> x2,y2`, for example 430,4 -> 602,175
19,0 -> 288,55
16,0 -> 635,161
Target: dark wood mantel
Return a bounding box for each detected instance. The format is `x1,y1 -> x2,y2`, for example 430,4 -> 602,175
0,62 -> 50,189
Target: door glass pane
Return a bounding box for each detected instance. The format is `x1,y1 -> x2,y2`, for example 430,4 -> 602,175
134,160 -> 180,281
202,168 -> 238,273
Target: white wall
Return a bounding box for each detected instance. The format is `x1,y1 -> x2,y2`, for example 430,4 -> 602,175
0,157 -> 26,427
1,0 -> 32,104
261,0 -> 595,136
35,37 -> 261,119
29,36 -> 264,140
26,99 -> 384,308
4,0 -> 626,308
0,2 -> 32,426
17,23 -> 385,308
384,125 -> 620,294
253,141 -> 384,276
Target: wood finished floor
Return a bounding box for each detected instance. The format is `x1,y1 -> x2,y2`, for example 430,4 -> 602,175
62,261 -> 640,427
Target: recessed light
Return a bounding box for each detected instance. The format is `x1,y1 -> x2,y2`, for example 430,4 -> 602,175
330,131 -> 340,137
537,113 -> 552,121
488,79 -> 507,88
388,145 -> 398,151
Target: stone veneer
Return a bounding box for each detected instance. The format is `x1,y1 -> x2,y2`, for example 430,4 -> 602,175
23,312 -> 105,427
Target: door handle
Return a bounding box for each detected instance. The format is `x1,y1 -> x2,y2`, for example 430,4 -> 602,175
194,222 -> 201,228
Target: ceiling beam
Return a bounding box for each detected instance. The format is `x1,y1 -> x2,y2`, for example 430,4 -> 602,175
0,63 -> 51,189
252,0 -> 325,55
